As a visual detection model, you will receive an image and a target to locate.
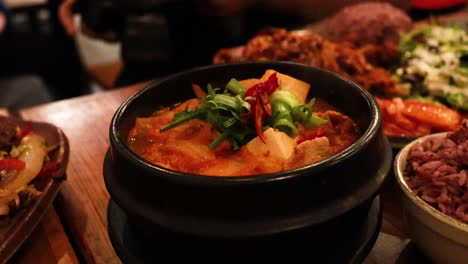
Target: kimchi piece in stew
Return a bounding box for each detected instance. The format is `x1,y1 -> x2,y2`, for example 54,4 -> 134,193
128,70 -> 360,176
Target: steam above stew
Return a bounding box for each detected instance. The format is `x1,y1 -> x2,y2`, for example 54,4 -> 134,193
128,70 -> 360,176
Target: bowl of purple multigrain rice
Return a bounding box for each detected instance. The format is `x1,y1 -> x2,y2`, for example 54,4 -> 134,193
394,120 -> 468,264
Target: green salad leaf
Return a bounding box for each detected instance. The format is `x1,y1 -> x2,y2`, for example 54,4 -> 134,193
446,93 -> 468,111
395,23 -> 468,110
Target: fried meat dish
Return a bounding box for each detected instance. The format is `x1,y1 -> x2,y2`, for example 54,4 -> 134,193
214,29 -> 403,97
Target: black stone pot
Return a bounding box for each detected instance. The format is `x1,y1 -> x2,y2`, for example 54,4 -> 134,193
105,62 -> 392,240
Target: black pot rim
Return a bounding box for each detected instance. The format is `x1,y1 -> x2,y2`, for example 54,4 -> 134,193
110,61 -> 381,187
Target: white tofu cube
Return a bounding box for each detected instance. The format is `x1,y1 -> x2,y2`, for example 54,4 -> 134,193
245,127 -> 297,162
261,70 -> 310,104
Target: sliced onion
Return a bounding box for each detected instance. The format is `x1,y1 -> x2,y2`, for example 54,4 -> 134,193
0,133 -> 47,212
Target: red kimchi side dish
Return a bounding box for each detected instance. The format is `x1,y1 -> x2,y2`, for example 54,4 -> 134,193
376,98 -> 462,137
128,70 -> 360,176
404,120 -> 468,223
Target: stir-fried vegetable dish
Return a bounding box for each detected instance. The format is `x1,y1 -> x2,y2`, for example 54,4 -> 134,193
0,120 -> 56,216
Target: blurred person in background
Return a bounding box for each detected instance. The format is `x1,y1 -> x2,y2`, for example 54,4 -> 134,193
0,0 -> 89,110
0,1 -> 6,33
0,0 -> 53,110
0,75 -> 53,110
58,0 -> 411,87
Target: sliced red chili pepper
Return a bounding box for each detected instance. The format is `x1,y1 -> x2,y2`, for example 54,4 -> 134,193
244,73 -> 279,141
0,158 -> 26,171
255,97 -> 266,143
19,123 -> 33,139
244,73 -> 279,98
37,161 -> 58,179
259,93 -> 272,116
297,128 -> 327,144
316,128 -> 326,137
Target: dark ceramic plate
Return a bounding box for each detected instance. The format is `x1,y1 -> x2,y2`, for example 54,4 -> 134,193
107,195 -> 382,263
0,116 -> 69,263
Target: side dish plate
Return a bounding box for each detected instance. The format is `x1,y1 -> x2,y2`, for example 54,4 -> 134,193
0,116 -> 69,263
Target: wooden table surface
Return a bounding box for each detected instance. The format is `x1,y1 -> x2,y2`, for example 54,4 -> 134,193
1,82 -> 420,263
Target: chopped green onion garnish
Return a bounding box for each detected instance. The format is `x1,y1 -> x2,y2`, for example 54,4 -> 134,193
226,78 -> 246,96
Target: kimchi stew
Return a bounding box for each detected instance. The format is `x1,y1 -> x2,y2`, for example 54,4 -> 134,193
128,70 -> 360,176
